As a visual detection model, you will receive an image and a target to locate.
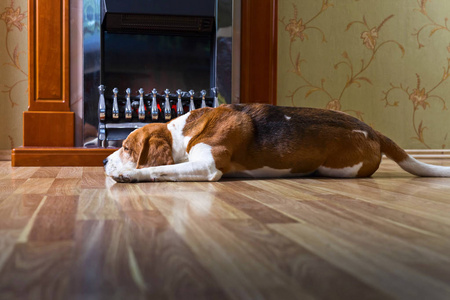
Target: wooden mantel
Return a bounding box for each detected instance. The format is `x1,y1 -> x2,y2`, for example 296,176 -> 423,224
12,0 -> 278,166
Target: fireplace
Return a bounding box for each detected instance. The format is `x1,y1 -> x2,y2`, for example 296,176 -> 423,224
11,0 -> 275,167
82,0 -> 240,147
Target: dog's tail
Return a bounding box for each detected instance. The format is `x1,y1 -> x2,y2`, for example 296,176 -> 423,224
377,132 -> 450,177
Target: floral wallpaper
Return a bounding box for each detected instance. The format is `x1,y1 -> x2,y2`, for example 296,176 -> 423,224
278,0 -> 450,149
0,0 -> 27,150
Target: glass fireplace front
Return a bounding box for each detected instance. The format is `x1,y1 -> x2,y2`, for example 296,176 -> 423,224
82,0 -> 238,147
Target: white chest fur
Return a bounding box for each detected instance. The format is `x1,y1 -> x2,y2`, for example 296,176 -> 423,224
167,113 -> 192,163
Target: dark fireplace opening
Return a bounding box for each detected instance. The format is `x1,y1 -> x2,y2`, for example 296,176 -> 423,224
102,31 -> 214,93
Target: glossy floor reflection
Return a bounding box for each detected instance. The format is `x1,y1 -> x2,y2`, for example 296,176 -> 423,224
0,158 -> 449,299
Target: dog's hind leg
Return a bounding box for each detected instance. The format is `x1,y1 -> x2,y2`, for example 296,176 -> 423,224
316,138 -> 382,178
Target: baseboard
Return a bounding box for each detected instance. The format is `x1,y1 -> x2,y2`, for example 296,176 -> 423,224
11,147 -> 116,167
0,150 -> 12,161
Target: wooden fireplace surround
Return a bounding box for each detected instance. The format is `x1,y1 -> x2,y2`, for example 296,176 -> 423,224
11,0 -> 278,166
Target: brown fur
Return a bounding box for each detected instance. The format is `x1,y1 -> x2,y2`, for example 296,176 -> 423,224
122,123 -> 174,169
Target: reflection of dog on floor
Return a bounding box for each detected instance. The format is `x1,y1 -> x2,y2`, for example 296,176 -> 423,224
104,104 -> 450,183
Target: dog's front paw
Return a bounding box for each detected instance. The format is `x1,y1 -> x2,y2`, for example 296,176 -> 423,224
112,170 -> 139,183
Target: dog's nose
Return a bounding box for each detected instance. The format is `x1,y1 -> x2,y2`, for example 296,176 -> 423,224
103,159 -> 108,166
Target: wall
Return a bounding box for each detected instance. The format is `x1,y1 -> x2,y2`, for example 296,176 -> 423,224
0,0 -> 27,150
278,0 -> 450,149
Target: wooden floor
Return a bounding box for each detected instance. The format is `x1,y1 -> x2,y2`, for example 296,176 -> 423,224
0,158 -> 450,300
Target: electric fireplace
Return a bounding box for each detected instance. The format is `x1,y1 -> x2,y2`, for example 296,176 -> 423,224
83,0 -> 239,147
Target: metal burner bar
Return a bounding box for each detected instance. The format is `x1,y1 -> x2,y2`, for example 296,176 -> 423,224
105,123 -> 146,129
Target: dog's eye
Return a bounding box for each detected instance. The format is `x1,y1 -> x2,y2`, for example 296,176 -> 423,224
124,146 -> 129,151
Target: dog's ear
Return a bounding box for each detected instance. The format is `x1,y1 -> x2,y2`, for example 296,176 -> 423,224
136,137 -> 174,168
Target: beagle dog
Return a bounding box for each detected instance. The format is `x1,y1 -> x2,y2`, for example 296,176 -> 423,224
104,104 -> 450,182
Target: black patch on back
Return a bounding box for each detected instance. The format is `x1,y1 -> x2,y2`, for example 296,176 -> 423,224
229,104 -> 376,149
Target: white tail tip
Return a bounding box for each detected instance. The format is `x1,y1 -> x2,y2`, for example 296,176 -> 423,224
398,156 -> 450,177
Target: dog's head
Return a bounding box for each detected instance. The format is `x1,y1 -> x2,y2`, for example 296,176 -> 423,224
104,123 -> 174,177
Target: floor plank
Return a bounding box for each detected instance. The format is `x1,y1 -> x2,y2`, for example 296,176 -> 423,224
0,241 -> 73,300
28,196 -> 78,242
269,222 -> 450,300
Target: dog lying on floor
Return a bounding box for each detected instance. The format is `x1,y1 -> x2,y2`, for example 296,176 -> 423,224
104,104 -> 450,183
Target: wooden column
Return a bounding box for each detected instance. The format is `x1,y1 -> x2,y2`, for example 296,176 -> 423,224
240,0 -> 278,105
12,0 -> 116,166
24,0 -> 74,147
